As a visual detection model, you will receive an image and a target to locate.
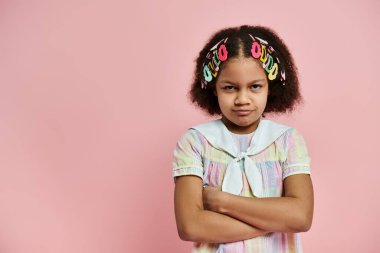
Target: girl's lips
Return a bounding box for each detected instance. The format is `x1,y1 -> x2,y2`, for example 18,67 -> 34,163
233,110 -> 252,116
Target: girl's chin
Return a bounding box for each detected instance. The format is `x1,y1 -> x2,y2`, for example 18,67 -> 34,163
232,116 -> 260,124
225,117 -> 260,128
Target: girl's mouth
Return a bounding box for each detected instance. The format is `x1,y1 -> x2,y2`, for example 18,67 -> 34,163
233,110 -> 252,116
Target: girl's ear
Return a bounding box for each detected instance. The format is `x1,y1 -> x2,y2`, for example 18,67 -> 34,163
213,89 -> 217,96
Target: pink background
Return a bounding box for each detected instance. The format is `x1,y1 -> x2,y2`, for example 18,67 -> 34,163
0,0 -> 379,252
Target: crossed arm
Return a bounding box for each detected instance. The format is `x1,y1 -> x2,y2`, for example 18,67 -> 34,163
174,174 -> 313,243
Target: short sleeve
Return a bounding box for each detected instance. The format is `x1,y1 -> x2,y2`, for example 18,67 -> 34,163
282,128 -> 311,179
172,129 -> 204,183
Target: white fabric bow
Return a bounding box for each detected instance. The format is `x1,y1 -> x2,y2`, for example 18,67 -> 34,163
222,151 -> 263,196
191,118 -> 290,197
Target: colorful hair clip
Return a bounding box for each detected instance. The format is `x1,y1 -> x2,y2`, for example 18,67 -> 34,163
201,35 -> 286,89
201,37 -> 229,89
248,34 -> 286,85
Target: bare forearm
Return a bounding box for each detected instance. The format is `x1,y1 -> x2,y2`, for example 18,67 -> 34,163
181,208 -> 268,243
220,195 -> 311,233
203,175 -> 314,233
175,176 -> 269,243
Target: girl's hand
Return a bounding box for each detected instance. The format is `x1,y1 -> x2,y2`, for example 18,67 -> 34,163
202,186 -> 226,213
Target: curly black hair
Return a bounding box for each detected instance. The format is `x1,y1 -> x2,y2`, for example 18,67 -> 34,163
188,25 -> 303,117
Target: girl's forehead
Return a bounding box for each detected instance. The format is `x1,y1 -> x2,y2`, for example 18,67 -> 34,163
219,57 -> 267,78
223,57 -> 262,66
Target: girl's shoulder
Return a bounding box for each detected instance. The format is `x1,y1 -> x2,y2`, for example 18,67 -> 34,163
175,126 -> 208,152
262,119 -> 305,139
273,123 -> 309,154
177,119 -> 308,150
174,119 -> 222,154
254,119 -> 308,153
178,128 -> 206,143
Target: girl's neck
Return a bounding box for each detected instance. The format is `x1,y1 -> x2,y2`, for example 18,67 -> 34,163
221,116 -> 261,135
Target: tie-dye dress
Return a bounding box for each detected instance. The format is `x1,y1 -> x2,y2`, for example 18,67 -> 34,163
172,119 -> 311,253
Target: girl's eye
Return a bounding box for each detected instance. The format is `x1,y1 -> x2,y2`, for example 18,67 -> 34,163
223,86 -> 236,91
250,84 -> 262,90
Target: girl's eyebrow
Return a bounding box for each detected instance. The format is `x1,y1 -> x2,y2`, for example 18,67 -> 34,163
219,79 -> 266,85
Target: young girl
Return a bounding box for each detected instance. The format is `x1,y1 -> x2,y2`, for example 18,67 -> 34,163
172,25 -> 314,253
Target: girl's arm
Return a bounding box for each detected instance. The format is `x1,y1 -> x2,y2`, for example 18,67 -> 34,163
174,175 -> 269,243
203,174 -> 314,233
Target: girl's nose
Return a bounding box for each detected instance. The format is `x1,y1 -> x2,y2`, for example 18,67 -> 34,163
235,90 -> 250,105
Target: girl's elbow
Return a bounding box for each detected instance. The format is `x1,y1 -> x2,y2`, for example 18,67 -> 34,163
178,227 -> 192,241
176,208 -> 204,241
292,214 -> 312,232
301,216 -> 313,232
177,222 -> 198,241
301,210 -> 313,232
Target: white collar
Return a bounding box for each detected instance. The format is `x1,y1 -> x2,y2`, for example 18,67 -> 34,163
191,118 -> 290,197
